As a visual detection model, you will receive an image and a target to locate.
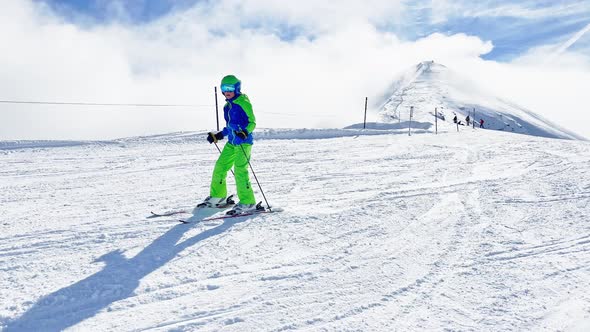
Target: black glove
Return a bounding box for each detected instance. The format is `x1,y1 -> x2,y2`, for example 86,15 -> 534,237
234,130 -> 248,139
207,131 -> 224,144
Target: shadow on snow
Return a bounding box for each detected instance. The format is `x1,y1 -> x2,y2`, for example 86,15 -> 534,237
5,212 -> 249,331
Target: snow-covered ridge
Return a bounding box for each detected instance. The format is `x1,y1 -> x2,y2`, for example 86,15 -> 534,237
0,126 -> 427,150
0,140 -> 120,151
379,61 -> 586,140
121,127 -> 424,144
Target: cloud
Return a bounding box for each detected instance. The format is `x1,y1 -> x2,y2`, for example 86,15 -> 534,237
552,22 -> 590,56
422,0 -> 590,22
0,0 -> 589,140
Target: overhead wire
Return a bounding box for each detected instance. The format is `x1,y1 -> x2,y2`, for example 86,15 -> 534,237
0,99 -> 337,118
0,100 -> 209,107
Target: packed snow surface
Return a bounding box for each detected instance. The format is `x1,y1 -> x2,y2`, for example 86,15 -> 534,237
1,128 -> 590,331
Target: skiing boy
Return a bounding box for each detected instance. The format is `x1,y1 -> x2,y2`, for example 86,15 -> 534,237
201,75 -> 258,215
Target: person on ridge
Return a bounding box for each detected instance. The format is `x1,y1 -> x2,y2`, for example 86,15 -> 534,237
201,75 -> 258,215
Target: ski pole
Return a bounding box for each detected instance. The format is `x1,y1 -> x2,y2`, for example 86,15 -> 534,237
214,142 -> 235,177
239,144 -> 272,211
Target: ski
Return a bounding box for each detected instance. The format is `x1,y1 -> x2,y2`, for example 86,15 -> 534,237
203,209 -> 278,221
148,210 -> 190,218
179,203 -> 283,224
149,195 -> 235,220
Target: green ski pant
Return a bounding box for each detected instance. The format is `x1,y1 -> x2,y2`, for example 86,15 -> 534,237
210,143 -> 256,204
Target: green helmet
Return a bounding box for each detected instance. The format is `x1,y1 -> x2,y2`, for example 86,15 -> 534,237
220,75 -> 241,94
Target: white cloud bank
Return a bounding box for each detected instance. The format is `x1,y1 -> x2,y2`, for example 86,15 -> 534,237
0,0 -> 589,140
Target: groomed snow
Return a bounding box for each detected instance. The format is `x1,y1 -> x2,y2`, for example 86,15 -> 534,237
1,128 -> 589,331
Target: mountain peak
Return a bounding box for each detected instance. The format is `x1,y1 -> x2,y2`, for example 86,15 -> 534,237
416,60 -> 447,72
378,62 -> 584,140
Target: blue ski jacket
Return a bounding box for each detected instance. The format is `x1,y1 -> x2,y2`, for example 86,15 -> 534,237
221,93 -> 256,145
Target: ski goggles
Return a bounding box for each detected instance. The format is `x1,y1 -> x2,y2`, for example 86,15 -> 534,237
220,84 -> 236,93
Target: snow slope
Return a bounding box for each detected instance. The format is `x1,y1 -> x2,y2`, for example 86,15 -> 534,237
379,61 -> 586,140
1,128 -> 590,331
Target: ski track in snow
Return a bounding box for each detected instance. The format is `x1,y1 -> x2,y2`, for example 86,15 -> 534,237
1,130 -> 590,331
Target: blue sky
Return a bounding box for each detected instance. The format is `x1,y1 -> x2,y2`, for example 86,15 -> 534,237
37,0 -> 590,61
36,0 -> 199,24
417,11 -> 590,61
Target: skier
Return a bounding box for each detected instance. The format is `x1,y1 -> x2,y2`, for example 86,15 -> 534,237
453,115 -> 458,124
465,115 -> 470,126
479,119 -> 485,128
202,75 -> 258,215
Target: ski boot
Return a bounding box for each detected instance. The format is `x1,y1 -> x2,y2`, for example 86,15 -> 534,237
226,202 -> 265,216
197,195 -> 235,208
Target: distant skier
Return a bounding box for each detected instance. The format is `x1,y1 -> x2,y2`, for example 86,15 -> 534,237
479,119 -> 484,128
202,75 -> 258,215
453,115 -> 458,124
465,115 -> 470,126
